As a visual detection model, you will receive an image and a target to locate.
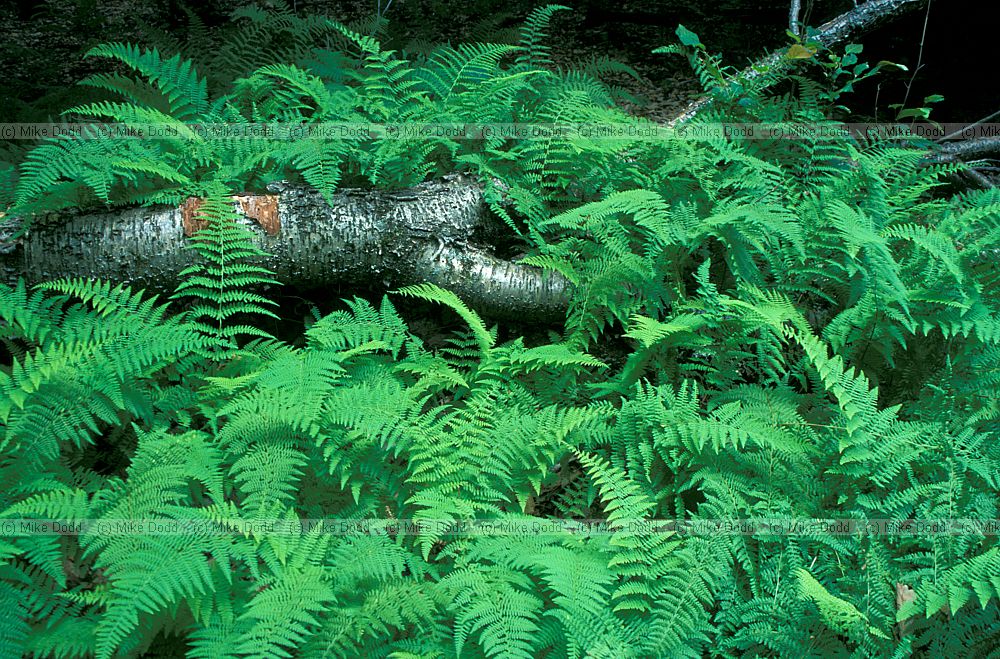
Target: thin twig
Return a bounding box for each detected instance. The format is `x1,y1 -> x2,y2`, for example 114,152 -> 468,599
936,108 -> 1000,143
899,0 -> 932,114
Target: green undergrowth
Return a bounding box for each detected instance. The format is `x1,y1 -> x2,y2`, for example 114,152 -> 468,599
1,4 -> 999,658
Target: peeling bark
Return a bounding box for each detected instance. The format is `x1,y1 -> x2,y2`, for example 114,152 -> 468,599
0,179 -> 572,322
895,582 -> 917,639
667,0 -> 929,126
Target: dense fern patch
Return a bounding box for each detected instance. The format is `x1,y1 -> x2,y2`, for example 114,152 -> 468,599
1,4 -> 999,658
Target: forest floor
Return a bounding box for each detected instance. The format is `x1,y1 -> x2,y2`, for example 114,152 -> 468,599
2,0 -> 993,184
0,0 -> 705,124
344,1 -> 708,123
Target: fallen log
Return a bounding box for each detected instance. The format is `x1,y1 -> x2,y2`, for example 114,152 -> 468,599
0,179 -> 572,322
933,137 -> 1000,164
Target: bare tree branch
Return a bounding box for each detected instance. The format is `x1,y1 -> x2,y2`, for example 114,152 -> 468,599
789,0 -> 803,38
928,137 -> 1000,188
934,137 -> 1000,163
668,0 -> 930,127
